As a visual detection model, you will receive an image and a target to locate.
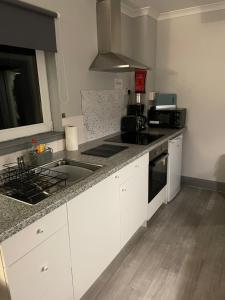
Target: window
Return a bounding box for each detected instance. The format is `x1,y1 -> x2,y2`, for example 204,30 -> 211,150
0,45 -> 52,142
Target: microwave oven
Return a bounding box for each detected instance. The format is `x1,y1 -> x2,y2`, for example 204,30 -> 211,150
148,108 -> 186,129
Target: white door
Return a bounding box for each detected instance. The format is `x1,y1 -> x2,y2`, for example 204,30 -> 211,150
120,164 -> 148,248
67,175 -> 120,300
168,135 -> 183,202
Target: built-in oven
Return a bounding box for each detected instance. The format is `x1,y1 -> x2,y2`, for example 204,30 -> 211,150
149,143 -> 168,203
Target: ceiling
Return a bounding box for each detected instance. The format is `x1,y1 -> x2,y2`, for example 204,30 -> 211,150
123,0 -> 225,13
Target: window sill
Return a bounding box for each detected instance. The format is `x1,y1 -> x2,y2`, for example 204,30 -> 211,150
0,131 -> 64,156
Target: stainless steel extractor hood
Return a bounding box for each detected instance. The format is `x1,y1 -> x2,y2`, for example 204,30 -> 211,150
90,0 -> 150,73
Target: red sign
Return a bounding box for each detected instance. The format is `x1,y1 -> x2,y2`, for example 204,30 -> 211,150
135,69 -> 147,93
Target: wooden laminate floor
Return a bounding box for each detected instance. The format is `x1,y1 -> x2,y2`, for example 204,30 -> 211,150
82,185 -> 225,300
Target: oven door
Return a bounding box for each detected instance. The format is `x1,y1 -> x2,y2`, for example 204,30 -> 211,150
149,153 -> 168,203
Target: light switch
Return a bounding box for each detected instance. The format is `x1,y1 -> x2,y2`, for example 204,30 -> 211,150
114,78 -> 123,90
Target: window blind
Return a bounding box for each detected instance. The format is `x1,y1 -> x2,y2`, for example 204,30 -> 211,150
0,0 -> 57,52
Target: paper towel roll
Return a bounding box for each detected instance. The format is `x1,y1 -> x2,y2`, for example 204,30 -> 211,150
65,126 -> 78,151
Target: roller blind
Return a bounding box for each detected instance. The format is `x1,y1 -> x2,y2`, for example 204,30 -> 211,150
0,0 -> 57,52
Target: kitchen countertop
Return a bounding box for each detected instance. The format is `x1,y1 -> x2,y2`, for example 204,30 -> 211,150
0,128 -> 184,243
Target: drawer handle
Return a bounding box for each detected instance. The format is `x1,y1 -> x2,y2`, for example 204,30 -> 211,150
36,228 -> 44,235
41,266 -> 49,272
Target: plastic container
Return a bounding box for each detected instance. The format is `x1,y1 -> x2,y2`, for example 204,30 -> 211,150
29,147 -> 53,166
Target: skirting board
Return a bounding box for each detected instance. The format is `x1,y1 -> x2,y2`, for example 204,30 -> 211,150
182,176 -> 225,193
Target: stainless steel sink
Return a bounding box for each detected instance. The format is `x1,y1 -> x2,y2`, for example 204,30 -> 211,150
45,159 -> 103,183
0,159 -> 103,205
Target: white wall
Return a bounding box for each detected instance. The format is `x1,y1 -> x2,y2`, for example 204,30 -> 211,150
23,0 -> 157,118
23,0 -> 131,117
0,1 -> 159,164
156,10 -> 225,182
131,15 -> 157,93
122,14 -> 157,99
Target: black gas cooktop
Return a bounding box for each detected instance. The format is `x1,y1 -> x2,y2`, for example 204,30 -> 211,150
105,132 -> 164,145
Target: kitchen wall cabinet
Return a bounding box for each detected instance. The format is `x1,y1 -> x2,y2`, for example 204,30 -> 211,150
1,205 -> 73,300
168,134 -> 183,202
68,153 -> 148,299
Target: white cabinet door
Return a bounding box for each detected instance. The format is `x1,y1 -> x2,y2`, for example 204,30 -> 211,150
68,154 -> 148,299
120,159 -> 148,248
67,175 -> 120,300
168,135 -> 183,202
7,226 -> 73,300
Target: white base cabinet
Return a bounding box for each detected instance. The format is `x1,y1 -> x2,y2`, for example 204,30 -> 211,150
7,226 -> 73,300
120,160 -> 148,247
68,154 -> 149,299
0,154 -> 149,300
67,175 -> 121,300
168,135 -> 183,202
1,205 -> 74,300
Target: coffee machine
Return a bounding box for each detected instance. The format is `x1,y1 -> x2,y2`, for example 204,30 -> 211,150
121,69 -> 148,132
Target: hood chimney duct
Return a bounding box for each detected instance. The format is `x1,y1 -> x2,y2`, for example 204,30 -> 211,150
90,0 -> 150,72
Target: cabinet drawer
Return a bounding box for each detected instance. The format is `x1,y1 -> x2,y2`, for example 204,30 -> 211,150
7,226 -> 73,300
2,205 -> 67,266
113,154 -> 149,184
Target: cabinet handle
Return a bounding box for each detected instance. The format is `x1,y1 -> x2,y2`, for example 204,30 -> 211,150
36,228 -> 44,235
41,266 -> 49,272
115,175 -> 119,179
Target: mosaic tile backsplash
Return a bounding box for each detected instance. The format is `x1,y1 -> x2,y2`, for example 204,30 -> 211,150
81,90 -> 127,141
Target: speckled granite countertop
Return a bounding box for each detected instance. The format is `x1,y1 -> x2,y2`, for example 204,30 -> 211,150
0,128 -> 184,243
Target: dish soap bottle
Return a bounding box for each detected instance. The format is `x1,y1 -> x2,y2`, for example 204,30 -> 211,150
31,138 -> 38,153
